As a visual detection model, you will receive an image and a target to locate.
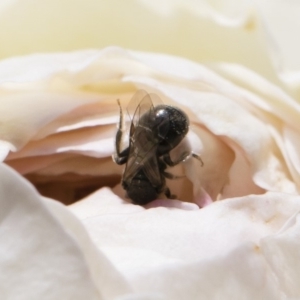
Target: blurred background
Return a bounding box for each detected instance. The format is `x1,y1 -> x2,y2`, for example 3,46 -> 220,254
0,0 -> 299,82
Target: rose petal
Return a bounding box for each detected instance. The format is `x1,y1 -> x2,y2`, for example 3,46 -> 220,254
33,95 -> 133,140
0,162 -> 141,299
1,48 -> 298,200
6,153 -> 73,175
0,90 -> 101,152
70,188 -> 300,298
183,125 -> 235,201
7,125 -> 116,160
261,211 -> 300,298
209,63 -> 300,127
0,140 -> 11,160
44,197 -> 132,299
0,163 -> 101,299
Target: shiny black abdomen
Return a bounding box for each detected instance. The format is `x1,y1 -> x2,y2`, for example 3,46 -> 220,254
123,169 -> 162,205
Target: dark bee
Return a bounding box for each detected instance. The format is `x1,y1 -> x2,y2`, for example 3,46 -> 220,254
113,90 -> 203,205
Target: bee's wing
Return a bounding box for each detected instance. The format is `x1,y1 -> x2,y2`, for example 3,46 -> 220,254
121,90 -> 152,151
126,90 -> 163,126
122,92 -> 162,185
126,90 -> 148,123
123,134 -> 160,187
142,155 -> 162,187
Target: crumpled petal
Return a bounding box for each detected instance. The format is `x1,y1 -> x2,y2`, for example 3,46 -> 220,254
70,187 -> 300,299
2,160 -> 300,299
261,211 -> 300,298
1,47 -> 298,203
0,1 -> 299,298
0,163 -> 131,300
0,90 -> 101,151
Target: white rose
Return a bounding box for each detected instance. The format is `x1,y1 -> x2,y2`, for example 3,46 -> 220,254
1,47 -> 300,299
0,1 -> 300,300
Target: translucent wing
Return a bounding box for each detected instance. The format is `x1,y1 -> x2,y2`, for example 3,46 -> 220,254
142,155 -> 162,187
120,90 -> 156,153
122,91 -> 165,187
126,90 -> 162,125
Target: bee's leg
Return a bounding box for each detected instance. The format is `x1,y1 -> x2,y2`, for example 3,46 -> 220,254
163,171 -> 185,180
164,187 -> 177,199
191,153 -> 204,166
158,159 -> 183,179
163,152 -> 203,167
113,147 -> 129,165
162,151 -> 189,166
113,99 -> 129,165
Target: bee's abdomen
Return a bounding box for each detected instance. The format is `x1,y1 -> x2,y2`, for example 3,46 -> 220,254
123,170 -> 159,205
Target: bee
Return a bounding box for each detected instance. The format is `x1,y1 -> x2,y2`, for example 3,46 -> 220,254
113,90 -> 203,205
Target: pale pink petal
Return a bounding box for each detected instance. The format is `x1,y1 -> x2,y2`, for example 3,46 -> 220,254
0,90 -> 101,152
183,125 -> 235,201
7,125 -> 116,160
